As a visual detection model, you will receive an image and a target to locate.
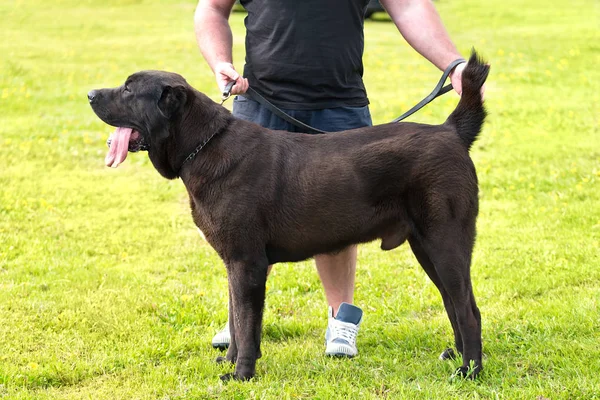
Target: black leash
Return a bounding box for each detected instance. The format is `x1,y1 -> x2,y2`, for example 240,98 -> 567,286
175,58 -> 467,170
243,87 -> 327,134
221,58 -> 466,133
391,58 -> 465,123
222,82 -> 325,134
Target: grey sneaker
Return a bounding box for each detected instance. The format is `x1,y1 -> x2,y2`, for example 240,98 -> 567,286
325,302 -> 363,357
211,323 -> 230,350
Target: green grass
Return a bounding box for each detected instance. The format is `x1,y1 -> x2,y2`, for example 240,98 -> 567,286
1,0 -> 599,398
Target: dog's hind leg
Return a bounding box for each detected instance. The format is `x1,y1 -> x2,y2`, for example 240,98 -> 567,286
416,225 -> 482,379
408,235 -> 462,359
220,253 -> 269,381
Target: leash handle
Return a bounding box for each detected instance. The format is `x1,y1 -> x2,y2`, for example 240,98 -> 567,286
392,58 -> 466,123
222,81 -> 236,102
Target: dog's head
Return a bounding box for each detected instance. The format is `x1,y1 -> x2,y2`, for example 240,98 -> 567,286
88,71 -> 190,178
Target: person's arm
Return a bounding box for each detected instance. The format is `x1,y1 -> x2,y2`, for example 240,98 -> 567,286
194,0 -> 248,94
379,0 -> 470,95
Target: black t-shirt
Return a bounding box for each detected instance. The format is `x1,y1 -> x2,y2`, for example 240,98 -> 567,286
240,0 -> 370,110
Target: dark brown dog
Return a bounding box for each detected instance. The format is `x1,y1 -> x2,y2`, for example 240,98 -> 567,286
89,52 -> 489,381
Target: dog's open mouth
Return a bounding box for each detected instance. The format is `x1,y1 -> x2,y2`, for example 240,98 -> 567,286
105,127 -> 148,168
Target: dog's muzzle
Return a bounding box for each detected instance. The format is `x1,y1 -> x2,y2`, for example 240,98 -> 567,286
106,136 -> 149,152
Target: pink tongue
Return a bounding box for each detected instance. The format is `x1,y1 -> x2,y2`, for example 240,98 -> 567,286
105,127 -> 132,168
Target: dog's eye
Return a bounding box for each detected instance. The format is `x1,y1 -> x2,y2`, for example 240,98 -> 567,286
124,85 -> 131,92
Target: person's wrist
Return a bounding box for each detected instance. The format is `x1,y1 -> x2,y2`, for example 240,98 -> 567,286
214,61 -> 231,76
448,58 -> 466,76
215,61 -> 233,68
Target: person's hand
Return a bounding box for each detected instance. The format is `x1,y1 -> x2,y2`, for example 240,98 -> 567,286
449,61 -> 486,100
214,62 -> 249,95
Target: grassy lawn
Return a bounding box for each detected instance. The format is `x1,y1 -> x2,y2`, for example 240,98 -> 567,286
1,0 -> 599,398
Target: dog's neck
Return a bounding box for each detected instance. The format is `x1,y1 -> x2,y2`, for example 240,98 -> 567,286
177,121 -> 227,173
173,92 -> 234,178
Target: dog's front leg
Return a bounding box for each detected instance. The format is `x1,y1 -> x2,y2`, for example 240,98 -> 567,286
216,285 -> 238,365
220,255 -> 268,381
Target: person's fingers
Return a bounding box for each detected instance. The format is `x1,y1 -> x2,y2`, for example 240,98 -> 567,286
221,67 -> 240,82
451,76 -> 462,95
216,62 -> 239,79
230,79 -> 242,95
214,62 -> 240,91
213,62 -> 249,95
231,85 -> 242,95
231,77 -> 249,94
450,62 -> 466,96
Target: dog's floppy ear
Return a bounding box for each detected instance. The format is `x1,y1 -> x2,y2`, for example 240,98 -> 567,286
158,85 -> 187,120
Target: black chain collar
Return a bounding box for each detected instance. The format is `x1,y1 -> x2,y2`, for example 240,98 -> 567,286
177,90 -> 234,175
178,126 -> 224,174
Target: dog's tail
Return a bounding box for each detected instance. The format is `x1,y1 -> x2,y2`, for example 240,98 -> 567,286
445,50 -> 489,150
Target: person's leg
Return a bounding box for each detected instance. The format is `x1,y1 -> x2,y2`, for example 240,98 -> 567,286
305,106 -> 372,357
308,107 -> 373,311
315,246 -> 363,357
314,247 -> 357,314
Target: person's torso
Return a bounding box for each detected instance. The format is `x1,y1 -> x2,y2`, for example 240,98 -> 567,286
240,0 -> 370,109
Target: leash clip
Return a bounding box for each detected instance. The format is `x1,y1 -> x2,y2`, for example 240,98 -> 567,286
221,81 -> 236,104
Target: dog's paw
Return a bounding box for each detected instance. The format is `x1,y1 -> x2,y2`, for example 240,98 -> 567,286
219,372 -> 253,382
439,348 -> 457,360
220,372 -> 234,381
451,365 -> 480,380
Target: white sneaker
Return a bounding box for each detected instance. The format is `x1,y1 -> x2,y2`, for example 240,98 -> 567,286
211,324 -> 230,350
325,302 -> 363,357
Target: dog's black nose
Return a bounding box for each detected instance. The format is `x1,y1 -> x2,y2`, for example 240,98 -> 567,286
87,90 -> 98,103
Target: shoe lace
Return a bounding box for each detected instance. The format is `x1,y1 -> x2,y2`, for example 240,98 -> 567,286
330,320 -> 359,345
